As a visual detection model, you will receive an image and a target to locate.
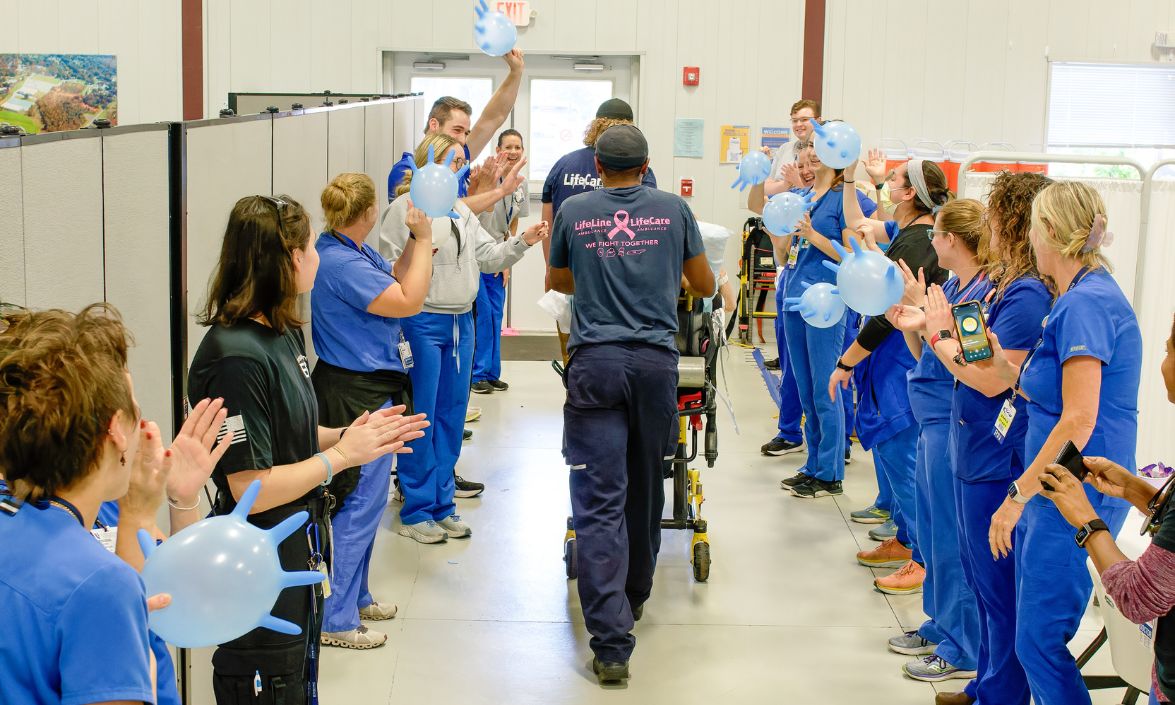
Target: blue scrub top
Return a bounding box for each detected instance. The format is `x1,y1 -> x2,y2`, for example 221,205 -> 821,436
908,274 -> 992,424
1019,269 -> 1141,506
388,144 -> 472,201
96,501 -> 182,705
311,232 -> 407,374
783,186 -> 876,299
0,502 -> 154,705
950,276 -> 1051,482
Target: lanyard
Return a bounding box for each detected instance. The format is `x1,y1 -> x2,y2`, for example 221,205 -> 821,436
1013,267 -> 1093,397
502,179 -> 515,225
46,496 -> 85,527
953,271 -> 989,306
329,231 -> 385,272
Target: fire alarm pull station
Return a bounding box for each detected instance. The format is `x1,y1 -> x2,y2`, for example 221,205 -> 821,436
680,179 -> 694,197
683,67 -> 700,86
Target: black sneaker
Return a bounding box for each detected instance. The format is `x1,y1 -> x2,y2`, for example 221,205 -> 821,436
592,657 -> 630,685
471,381 -> 494,394
764,357 -> 780,370
632,602 -> 644,621
463,428 -> 473,441
454,475 -> 484,498
761,437 -> 805,456
779,472 -> 811,492
488,379 -> 509,391
791,477 -> 843,499
845,443 -> 853,464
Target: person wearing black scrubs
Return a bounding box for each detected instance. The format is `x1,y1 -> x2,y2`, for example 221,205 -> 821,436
188,194 -> 427,704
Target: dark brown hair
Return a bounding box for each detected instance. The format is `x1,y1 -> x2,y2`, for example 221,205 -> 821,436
986,171 -> 1053,293
791,99 -> 821,117
198,194 -> 311,333
901,161 -> 954,216
426,96 -> 472,133
0,304 -> 136,497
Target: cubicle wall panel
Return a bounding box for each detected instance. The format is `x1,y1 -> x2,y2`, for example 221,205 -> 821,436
184,118 -> 274,367
103,128 -> 175,437
327,106 -> 366,179
273,111 -> 329,234
21,138 -> 105,310
363,101 -> 397,244
0,148 -> 24,306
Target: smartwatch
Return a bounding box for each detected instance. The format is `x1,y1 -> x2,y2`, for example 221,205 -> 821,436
1007,481 -> 1030,505
929,329 -> 954,349
835,359 -> 854,372
1075,518 -> 1109,548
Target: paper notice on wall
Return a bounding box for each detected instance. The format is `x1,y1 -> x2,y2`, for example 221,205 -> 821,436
718,124 -> 750,164
674,118 -> 705,158
761,126 -> 791,152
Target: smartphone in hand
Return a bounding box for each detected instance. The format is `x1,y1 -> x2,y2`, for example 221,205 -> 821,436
1054,441 -> 1088,481
951,300 -> 994,363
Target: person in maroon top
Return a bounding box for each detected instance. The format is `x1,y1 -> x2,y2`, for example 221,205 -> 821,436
1039,313 -> 1175,704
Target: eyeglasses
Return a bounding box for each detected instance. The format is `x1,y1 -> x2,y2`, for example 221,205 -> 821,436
259,196 -> 288,237
929,229 -> 949,241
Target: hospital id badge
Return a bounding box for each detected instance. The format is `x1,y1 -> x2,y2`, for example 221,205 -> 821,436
91,525 -> 118,553
318,562 -> 332,598
787,240 -> 800,268
993,398 -> 1017,443
397,334 -> 414,369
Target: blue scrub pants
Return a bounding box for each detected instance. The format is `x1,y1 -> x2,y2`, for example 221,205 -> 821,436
322,401 -> 396,633
398,311 -> 474,525
913,420 -> 979,669
957,478 -> 1029,705
782,311 -> 846,481
869,424 -> 919,547
563,343 -> 678,663
1015,498 -> 1128,705
773,281 -> 803,444
473,273 -> 506,384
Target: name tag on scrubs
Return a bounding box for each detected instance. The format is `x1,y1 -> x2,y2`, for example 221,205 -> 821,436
91,525 -> 118,553
993,399 -> 1017,443
398,338 -> 414,370
318,562 -> 332,598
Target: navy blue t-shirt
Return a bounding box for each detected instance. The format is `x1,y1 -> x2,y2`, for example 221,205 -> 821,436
549,185 -> 704,352
542,146 -> 658,219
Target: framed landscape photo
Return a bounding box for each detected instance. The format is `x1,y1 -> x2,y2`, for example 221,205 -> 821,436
0,54 -> 117,134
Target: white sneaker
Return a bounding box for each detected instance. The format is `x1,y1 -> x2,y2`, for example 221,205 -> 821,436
398,520 -> 448,544
465,406 -> 482,423
437,514 -> 472,539
359,601 -> 398,621
321,624 -> 387,649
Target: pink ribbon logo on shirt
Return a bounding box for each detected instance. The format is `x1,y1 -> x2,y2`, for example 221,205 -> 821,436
606,210 -> 637,240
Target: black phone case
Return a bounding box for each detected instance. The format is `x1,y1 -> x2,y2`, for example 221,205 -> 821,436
1054,441 -> 1088,481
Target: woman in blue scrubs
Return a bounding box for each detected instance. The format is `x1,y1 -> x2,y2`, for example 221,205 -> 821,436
983,181 -> 1142,705
777,137 -> 876,498
893,171 -> 1054,705
312,173 -> 435,648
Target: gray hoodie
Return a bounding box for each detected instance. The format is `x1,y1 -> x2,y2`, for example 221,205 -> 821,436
379,195 -> 532,315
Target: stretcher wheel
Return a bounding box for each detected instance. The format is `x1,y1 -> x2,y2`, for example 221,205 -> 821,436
692,542 -> 711,582
564,538 -> 578,579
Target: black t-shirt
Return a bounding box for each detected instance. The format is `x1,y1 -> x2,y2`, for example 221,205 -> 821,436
187,321 -> 321,511
1152,499 -> 1175,700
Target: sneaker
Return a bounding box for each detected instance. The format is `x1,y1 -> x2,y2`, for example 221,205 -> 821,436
845,444 -> 853,464
398,520 -> 448,544
488,379 -> 509,391
463,429 -> 473,441
471,381 -> 494,394
850,505 -> 891,524
761,437 -> 805,456
437,514 -> 472,539
856,537 -> 912,568
454,475 -> 484,498
358,601 -> 398,621
632,602 -> 644,622
779,471 -> 811,491
392,487 -> 404,503
902,654 -> 978,682
592,657 -> 630,685
790,477 -> 843,499
888,630 -> 937,656
321,624 -> 387,649
465,406 -> 482,423
875,560 -> 926,595
868,519 -> 898,541
764,357 -> 780,370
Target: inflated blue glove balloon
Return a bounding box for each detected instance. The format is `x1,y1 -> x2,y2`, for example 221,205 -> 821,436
409,144 -> 469,219
809,119 -> 862,169
822,237 -> 902,316
137,480 -> 326,649
730,150 -> 772,191
474,0 -> 518,57
762,191 -> 816,236
784,282 -> 846,328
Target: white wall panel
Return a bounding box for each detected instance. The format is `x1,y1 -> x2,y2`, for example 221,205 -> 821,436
184,118 -> 273,365
21,137 -> 105,310
102,128 -> 174,436
327,105 -> 367,178
0,147 -> 25,306
273,111 -> 329,234
364,101 -> 398,224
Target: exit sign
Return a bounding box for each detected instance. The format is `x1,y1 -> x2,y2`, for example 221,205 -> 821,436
494,0 -> 532,26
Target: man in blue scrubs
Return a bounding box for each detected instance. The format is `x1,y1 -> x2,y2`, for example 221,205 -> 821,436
548,125 -> 714,686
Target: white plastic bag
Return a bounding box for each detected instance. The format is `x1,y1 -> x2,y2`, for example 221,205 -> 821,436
538,290 -> 573,331
696,221 -> 733,280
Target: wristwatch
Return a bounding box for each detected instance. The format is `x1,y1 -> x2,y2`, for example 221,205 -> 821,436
835,359 -> 854,372
1007,481 -> 1030,505
1075,518 -> 1109,548
874,183 -> 886,191
928,329 -> 954,349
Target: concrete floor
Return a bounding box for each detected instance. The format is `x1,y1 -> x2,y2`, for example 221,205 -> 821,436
188,346 -> 1127,704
